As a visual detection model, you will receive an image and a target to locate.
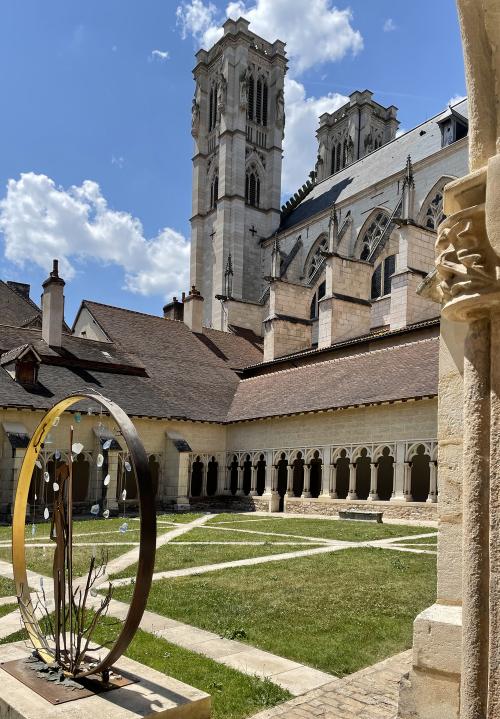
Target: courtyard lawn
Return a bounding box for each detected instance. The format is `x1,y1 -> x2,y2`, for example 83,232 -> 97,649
0,603 -> 17,619
171,527 -> 320,544
0,544 -> 129,579
0,576 -> 16,597
395,535 -> 437,545
110,540 -> 322,579
0,621 -> 291,719
207,514 -> 436,542
156,512 -> 204,524
112,547 -> 436,676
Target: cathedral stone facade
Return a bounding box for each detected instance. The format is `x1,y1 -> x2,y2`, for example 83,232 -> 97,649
0,19 -> 470,522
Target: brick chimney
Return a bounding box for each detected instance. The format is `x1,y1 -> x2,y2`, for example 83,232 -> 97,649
41,259 -> 65,347
183,286 -> 204,333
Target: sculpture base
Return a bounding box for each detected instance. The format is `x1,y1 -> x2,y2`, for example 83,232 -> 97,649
0,641 -> 211,719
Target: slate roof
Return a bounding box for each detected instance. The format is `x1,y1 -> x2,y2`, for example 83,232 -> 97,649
280,99 -> 468,232
226,337 -> 439,422
0,281 -> 42,328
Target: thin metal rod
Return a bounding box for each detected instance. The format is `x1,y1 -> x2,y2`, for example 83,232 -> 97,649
67,425 -> 74,673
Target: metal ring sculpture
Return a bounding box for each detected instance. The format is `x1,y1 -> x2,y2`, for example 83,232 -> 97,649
12,392 -> 156,677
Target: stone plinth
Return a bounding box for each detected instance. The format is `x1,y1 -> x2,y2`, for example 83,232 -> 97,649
0,641 -> 210,719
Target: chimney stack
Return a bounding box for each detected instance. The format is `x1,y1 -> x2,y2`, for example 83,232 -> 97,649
183,286 -> 204,333
41,259 -> 65,347
163,296 -> 184,321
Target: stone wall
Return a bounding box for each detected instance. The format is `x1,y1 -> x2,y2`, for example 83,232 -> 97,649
283,497 -> 438,521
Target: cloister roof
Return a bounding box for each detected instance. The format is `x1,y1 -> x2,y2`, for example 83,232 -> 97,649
226,337 -> 439,422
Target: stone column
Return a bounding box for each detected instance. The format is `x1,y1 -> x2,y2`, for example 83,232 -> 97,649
329,463 -> 338,498
427,461 -> 438,503
391,441 -> 406,500
403,462 -> 412,502
250,465 -> 258,496
264,463 -> 274,494
237,465 -> 245,496
216,461 -> 225,495
225,465 -> 231,494
201,461 -> 207,497
286,464 -> 294,497
368,462 -> 378,501
348,462 -> 357,500
303,464 -> 311,498
106,451 -> 120,511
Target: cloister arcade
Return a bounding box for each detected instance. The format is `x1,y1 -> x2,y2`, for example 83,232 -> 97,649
188,440 -> 438,508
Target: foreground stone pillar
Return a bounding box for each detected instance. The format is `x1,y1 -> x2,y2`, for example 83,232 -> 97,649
399,7 -> 500,702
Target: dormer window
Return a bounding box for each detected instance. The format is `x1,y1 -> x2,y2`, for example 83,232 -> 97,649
0,344 -> 42,388
438,112 -> 468,148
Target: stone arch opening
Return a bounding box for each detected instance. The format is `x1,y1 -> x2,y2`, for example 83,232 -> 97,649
336,449 -> 350,499
256,454 -> 266,495
355,448 -> 371,500
207,456 -> 218,496
292,451 -> 305,497
72,454 -> 90,504
410,444 -> 431,502
309,450 -> 322,498
230,455 -> 239,496
190,455 -> 203,497
376,446 -> 394,501
277,453 -> 288,511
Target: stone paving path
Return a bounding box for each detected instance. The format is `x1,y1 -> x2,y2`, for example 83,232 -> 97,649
248,650 -> 412,718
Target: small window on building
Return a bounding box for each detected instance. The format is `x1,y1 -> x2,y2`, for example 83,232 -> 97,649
245,171 -> 260,207
310,280 -> 326,319
371,254 -> 396,300
210,175 -> 219,210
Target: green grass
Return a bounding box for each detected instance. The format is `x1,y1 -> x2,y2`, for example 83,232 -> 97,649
208,515 -> 436,542
0,603 -> 17,619
157,513 -> 204,524
113,548 -> 436,677
0,544 -> 129,579
0,575 -> 16,598
110,541 -> 322,579
172,527 -> 318,544
395,535 -> 437,545
0,618 -> 291,719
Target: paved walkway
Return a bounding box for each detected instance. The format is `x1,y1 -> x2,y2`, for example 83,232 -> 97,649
249,650 -> 412,718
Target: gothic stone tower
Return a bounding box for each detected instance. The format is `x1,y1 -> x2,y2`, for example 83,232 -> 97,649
190,17 -> 287,329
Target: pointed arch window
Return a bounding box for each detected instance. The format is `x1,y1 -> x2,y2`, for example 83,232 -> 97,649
358,211 -> 390,259
371,254 -> 396,300
247,75 -> 255,121
422,190 -> 445,230
307,236 -> 328,281
310,280 -> 326,319
210,175 -> 219,210
208,83 -> 217,131
246,171 -> 260,207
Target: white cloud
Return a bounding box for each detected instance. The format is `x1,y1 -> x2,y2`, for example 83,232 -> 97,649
176,0 -> 363,74
282,78 -> 347,195
0,173 -> 190,299
150,49 -> 170,62
383,18 -> 396,32
448,94 -> 466,107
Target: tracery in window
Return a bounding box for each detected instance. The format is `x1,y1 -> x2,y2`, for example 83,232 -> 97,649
307,236 -> 328,281
358,211 -> 390,259
371,254 -> 396,300
245,170 -> 260,207
247,74 -> 268,127
208,82 -> 217,131
423,190 -> 445,230
310,280 -> 326,319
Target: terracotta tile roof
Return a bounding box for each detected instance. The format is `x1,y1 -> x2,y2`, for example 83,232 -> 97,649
226,337 -> 439,422
80,301 -> 241,421
197,325 -> 263,370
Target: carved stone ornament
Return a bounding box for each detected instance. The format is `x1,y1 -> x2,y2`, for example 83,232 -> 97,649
435,165 -> 500,321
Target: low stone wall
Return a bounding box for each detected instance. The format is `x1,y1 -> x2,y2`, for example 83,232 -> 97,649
188,495 -> 257,512
283,497 -> 438,521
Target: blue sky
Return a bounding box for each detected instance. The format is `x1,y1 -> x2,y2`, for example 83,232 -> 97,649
0,0 -> 466,322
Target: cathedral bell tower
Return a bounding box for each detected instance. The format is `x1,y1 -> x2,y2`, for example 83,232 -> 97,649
190,17 -> 287,329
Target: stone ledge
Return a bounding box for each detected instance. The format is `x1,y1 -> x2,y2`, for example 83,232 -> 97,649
0,641 -> 211,719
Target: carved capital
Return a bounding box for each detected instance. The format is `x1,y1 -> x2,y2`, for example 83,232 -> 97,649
435,171 -> 500,321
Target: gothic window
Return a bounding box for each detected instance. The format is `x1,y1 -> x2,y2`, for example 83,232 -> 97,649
310,280 -> 326,319
246,171 -> 260,207
262,83 -> 268,126
358,210 -> 390,259
371,254 -> 396,299
307,236 -> 328,281
423,190 -> 445,230
247,75 -> 255,121
210,175 -> 218,210
208,83 -> 217,131
343,140 -> 348,167
335,142 -> 341,172
331,146 -> 336,175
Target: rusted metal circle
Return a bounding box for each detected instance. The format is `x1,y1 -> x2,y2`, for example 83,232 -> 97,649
12,392 -> 156,677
